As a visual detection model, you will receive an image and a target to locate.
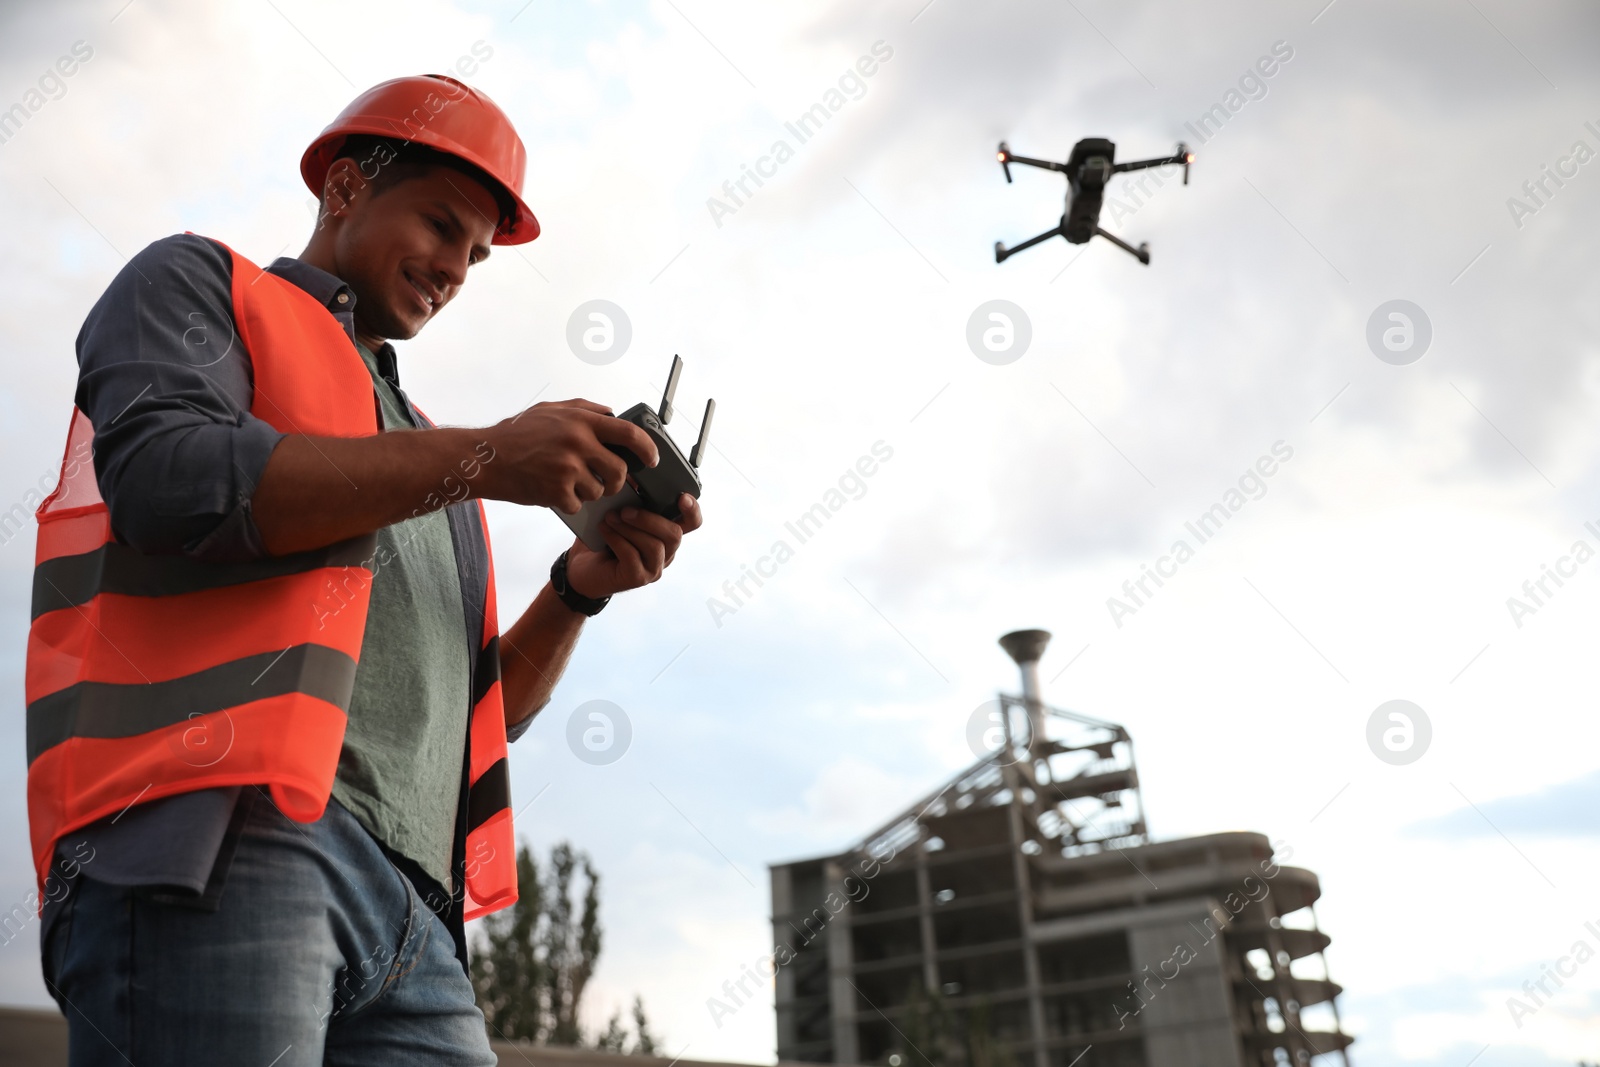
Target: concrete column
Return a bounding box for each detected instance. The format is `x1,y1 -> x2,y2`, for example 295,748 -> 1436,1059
1002,761 -> 1050,1067
824,858 -> 859,1065
915,841 -> 940,994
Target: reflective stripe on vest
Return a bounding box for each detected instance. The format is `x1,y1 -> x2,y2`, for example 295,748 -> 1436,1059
461,503 -> 515,920
25,241 -> 517,920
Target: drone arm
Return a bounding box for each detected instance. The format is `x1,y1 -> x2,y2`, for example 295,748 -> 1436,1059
995,222 -> 1065,263
1111,143 -> 1194,184
1091,225 -> 1150,265
1007,154 -> 1068,173
997,144 -> 1067,175
1110,153 -> 1186,174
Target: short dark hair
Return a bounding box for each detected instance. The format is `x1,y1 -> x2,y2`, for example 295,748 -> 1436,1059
329,133 -> 516,232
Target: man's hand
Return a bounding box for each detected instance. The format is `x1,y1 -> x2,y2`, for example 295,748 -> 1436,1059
565,493 -> 703,598
481,399 -> 661,514
500,493 -> 703,728
252,398 -> 667,558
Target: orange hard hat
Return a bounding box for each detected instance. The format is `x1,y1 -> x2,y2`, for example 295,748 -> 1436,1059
301,74 -> 539,244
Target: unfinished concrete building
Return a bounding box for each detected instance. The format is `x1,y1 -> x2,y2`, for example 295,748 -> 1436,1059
770,631 -> 1352,1067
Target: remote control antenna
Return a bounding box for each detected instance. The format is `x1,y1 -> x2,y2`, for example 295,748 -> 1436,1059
659,354 -> 684,425
690,398 -> 715,469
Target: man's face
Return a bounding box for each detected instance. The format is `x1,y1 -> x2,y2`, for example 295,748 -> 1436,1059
328,162 -> 499,342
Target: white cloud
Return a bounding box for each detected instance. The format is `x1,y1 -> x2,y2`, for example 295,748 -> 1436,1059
3,1 -> 1600,1063
750,754 -> 930,849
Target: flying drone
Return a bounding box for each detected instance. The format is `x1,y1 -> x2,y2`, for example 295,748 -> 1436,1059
993,138 -> 1193,266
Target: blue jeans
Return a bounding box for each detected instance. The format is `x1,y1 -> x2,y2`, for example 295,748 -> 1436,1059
41,789 -> 496,1066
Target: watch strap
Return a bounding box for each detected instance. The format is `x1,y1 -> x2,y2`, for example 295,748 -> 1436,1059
551,549 -> 610,616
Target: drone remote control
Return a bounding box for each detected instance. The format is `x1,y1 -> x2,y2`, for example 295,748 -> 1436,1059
559,354 -> 715,552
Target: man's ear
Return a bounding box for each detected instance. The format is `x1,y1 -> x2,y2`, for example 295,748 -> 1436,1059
318,157 -> 367,226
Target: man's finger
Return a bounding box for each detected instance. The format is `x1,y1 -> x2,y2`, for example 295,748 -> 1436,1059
598,521 -> 647,577
616,506 -> 683,548
675,494 -> 704,534
513,398 -> 611,423
603,514 -> 666,579
589,417 -> 659,468
584,449 -> 630,496
554,487 -> 584,515
549,398 -> 613,415
584,466 -> 613,500
572,472 -> 605,504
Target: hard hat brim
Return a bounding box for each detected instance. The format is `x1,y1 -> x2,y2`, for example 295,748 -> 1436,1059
301,128 -> 540,245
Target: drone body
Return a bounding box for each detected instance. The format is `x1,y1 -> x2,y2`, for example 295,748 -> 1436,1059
995,137 -> 1193,265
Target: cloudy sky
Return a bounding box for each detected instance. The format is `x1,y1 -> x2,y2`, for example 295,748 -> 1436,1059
3,0 -> 1599,1063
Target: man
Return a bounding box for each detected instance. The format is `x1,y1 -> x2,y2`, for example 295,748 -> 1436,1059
26,75 -> 699,1065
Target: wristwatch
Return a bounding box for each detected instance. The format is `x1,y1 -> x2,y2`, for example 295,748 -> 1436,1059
550,550 -> 610,616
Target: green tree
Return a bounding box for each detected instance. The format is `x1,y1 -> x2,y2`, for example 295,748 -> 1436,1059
472,845 -> 547,1041
542,842 -> 601,1045
471,840 -> 659,1052
899,982 -> 955,1067
963,998 -> 1015,1067
596,995 -> 660,1055
897,982 -> 1017,1067
595,1010 -> 630,1053
630,996 -> 660,1056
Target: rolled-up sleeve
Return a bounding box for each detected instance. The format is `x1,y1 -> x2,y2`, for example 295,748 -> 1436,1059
74,234 -> 286,562
504,702 -> 544,744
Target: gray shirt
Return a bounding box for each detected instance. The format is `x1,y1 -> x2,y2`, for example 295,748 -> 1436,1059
331,342 -> 472,894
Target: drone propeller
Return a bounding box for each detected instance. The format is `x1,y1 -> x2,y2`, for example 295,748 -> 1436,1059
997,141 -> 1014,183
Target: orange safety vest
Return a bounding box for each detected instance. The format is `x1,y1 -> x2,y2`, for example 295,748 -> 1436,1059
25,241 -> 517,921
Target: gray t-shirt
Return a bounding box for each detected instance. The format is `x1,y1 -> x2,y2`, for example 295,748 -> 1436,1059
329,344 -> 472,894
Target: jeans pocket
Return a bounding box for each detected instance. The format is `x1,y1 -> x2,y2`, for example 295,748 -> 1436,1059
385,864 -> 434,990
40,890 -> 74,1009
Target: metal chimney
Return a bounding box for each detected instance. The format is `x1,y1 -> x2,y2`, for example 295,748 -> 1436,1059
998,629 -> 1051,751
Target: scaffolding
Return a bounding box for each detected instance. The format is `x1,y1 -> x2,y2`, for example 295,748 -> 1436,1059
770,631 -> 1352,1067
